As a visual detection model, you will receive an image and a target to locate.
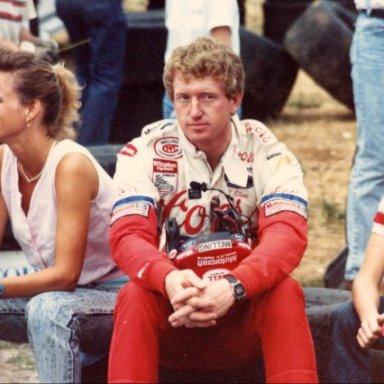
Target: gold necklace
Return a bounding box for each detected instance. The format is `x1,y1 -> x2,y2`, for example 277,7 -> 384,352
18,162 -> 43,183
18,140 -> 57,184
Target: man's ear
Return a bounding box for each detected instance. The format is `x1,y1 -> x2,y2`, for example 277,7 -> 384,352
230,92 -> 243,115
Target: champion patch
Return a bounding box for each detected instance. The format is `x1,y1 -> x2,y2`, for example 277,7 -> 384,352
262,193 -> 307,218
154,137 -> 182,159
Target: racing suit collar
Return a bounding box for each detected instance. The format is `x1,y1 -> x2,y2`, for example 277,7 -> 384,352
177,119 -> 250,189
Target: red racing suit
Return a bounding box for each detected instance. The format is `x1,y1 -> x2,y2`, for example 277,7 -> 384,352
108,116 -> 318,383
110,116 -> 308,297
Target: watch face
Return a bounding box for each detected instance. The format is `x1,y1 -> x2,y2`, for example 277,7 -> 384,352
234,283 -> 246,299
224,275 -> 246,300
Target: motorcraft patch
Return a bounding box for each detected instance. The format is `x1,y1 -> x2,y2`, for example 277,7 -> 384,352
154,137 -> 182,159
153,159 -> 177,193
262,193 -> 307,218
111,196 -> 153,224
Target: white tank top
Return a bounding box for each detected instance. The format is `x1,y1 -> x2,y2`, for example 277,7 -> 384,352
1,139 -> 122,285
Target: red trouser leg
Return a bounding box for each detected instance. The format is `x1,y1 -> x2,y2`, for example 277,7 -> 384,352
108,277 -> 318,383
108,282 -> 171,383
255,276 -> 318,383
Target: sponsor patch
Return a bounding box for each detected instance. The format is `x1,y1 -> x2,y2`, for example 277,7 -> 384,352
202,268 -> 231,282
153,159 -> 177,193
262,193 -> 307,218
120,143 -> 138,157
153,159 -> 177,173
153,174 -> 177,193
197,240 -> 232,252
111,196 -> 153,224
154,137 -> 182,159
374,211 -> 384,226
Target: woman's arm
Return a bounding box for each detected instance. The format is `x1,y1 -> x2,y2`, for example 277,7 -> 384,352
353,233 -> 384,348
0,153 -> 98,298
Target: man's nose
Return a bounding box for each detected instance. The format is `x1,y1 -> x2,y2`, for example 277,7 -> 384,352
190,98 -> 203,117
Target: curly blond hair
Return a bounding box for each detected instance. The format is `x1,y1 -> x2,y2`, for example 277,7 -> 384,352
163,37 -> 245,102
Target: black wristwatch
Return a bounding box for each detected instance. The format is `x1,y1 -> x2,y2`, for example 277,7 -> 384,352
223,274 -> 246,301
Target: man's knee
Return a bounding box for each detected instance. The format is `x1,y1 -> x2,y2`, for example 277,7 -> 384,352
265,277 -> 304,306
115,282 -> 170,327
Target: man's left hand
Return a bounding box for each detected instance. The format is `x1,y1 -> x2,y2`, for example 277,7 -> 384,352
169,277 -> 235,328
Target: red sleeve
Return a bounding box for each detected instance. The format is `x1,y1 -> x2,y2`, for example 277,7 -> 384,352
109,206 -> 177,296
231,209 -> 307,297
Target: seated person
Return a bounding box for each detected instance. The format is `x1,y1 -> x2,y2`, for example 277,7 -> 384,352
329,196 -> 384,383
108,37 -> 318,383
0,48 -> 127,383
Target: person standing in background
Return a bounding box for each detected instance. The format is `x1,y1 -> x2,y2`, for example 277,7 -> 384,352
162,0 -> 240,118
0,0 -> 36,51
55,0 -> 127,145
344,0 -> 384,288
0,0 -> 57,60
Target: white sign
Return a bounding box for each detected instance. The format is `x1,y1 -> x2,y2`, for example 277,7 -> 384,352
0,251 -> 38,277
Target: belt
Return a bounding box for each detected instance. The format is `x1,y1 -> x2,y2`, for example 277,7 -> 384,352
360,9 -> 384,18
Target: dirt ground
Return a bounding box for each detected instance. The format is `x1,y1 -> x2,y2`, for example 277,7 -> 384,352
0,0 -> 356,382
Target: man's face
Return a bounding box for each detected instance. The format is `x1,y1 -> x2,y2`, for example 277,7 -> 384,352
173,73 -> 241,152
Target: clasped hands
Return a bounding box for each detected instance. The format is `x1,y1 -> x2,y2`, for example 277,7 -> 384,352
165,269 -> 235,329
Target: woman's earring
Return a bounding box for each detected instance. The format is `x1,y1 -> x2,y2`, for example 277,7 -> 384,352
25,114 -> 31,129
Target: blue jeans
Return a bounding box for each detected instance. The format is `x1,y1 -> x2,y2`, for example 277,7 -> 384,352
328,299 -> 384,383
0,284 -> 124,383
345,12 -> 384,280
55,0 -> 127,145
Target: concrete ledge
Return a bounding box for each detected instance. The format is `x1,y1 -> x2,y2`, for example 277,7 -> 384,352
82,287 -> 366,383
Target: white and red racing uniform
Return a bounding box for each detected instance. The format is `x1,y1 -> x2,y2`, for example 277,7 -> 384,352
109,116 -> 318,383
110,115 -> 308,297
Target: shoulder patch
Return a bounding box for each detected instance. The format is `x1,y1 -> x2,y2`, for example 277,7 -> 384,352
120,143 -> 138,157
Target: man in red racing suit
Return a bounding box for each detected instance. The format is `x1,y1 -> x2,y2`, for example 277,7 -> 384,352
108,37 -> 318,383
